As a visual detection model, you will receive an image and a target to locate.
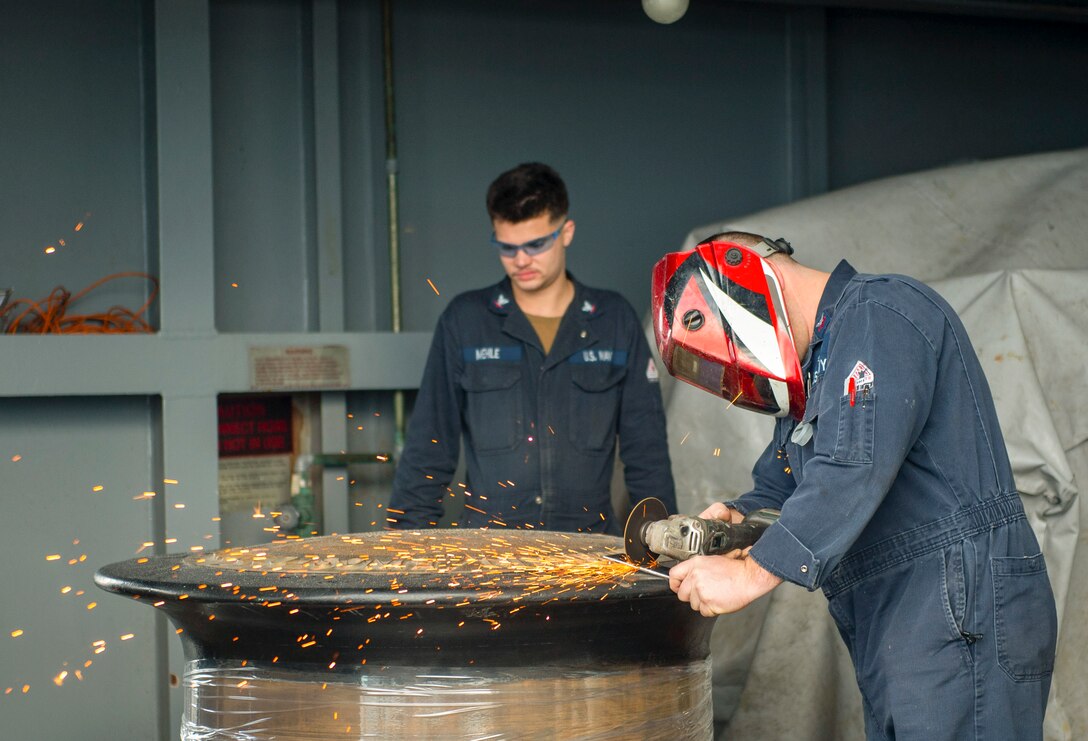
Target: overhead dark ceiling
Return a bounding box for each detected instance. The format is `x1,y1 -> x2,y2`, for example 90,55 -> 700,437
731,0 -> 1088,22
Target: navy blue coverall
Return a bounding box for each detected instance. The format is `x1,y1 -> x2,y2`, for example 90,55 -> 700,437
730,261 -> 1057,740
389,274 -> 676,533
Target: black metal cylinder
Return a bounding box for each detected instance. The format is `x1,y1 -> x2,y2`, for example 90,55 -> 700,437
96,530 -> 715,740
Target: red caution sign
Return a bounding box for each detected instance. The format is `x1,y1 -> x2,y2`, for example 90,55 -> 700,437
218,395 -> 293,458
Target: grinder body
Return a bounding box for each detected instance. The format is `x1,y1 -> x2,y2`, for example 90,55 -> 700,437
624,497 -> 779,565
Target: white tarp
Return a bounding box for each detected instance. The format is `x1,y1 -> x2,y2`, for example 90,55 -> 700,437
654,147 -> 1088,740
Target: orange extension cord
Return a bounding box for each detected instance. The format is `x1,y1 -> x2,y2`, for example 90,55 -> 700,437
1,272 -> 159,334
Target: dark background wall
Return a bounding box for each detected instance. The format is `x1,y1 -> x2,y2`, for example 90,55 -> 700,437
7,1 -> 1085,339
826,9 -> 1088,189
380,1 -> 1088,333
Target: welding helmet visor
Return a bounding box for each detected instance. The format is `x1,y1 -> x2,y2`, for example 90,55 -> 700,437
651,236 -> 805,420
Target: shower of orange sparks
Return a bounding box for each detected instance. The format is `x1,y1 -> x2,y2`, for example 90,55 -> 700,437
197,530 -> 641,609
426,278 -> 440,295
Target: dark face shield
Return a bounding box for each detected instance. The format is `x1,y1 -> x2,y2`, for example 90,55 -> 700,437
667,343 -> 790,416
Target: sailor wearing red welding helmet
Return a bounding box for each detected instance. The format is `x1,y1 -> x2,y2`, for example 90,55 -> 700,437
653,232 -> 1056,741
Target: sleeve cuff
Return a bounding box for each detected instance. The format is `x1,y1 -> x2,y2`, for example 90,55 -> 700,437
723,499 -> 753,516
749,521 -> 822,591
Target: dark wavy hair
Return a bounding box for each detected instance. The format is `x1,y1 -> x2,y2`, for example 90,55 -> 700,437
486,162 -> 569,223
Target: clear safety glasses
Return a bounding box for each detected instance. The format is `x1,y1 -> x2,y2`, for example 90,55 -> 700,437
490,220 -> 567,258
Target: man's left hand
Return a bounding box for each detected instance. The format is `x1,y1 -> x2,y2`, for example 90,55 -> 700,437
668,551 -> 783,616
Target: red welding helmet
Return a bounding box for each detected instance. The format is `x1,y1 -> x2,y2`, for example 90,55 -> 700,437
651,235 -> 805,420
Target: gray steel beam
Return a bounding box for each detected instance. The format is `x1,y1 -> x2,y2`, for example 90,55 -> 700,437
313,0 -> 346,334
312,0 -> 351,536
0,332 -> 432,398
156,0 -> 215,337
155,1 -> 218,736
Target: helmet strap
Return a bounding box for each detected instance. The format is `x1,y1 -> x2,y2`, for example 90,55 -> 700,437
758,237 -> 794,257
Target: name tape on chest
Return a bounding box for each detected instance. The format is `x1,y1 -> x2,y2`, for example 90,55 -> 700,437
568,349 -> 627,365
464,346 -> 523,363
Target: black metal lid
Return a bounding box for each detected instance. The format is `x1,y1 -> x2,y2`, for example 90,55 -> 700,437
95,530 -> 714,669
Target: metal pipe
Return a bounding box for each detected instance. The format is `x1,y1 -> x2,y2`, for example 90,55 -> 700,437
381,0 -> 407,452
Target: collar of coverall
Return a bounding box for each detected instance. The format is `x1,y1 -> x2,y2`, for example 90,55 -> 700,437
804,259 -> 858,364
488,272 -> 605,320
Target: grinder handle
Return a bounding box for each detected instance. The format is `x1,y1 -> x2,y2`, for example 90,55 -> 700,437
701,508 -> 780,554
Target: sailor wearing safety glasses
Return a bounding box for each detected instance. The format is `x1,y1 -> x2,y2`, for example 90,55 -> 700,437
389,162 -> 676,533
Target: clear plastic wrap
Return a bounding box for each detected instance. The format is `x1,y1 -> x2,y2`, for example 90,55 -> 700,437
181,658 -> 713,740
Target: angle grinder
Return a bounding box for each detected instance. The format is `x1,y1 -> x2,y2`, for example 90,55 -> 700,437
609,497 -> 779,575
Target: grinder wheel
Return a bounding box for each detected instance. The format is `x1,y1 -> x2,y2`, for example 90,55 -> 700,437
624,497 -> 669,566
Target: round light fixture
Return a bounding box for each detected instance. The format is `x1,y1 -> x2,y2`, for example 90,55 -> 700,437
642,0 -> 689,24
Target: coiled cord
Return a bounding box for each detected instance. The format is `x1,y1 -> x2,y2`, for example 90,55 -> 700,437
1,272 -> 159,334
